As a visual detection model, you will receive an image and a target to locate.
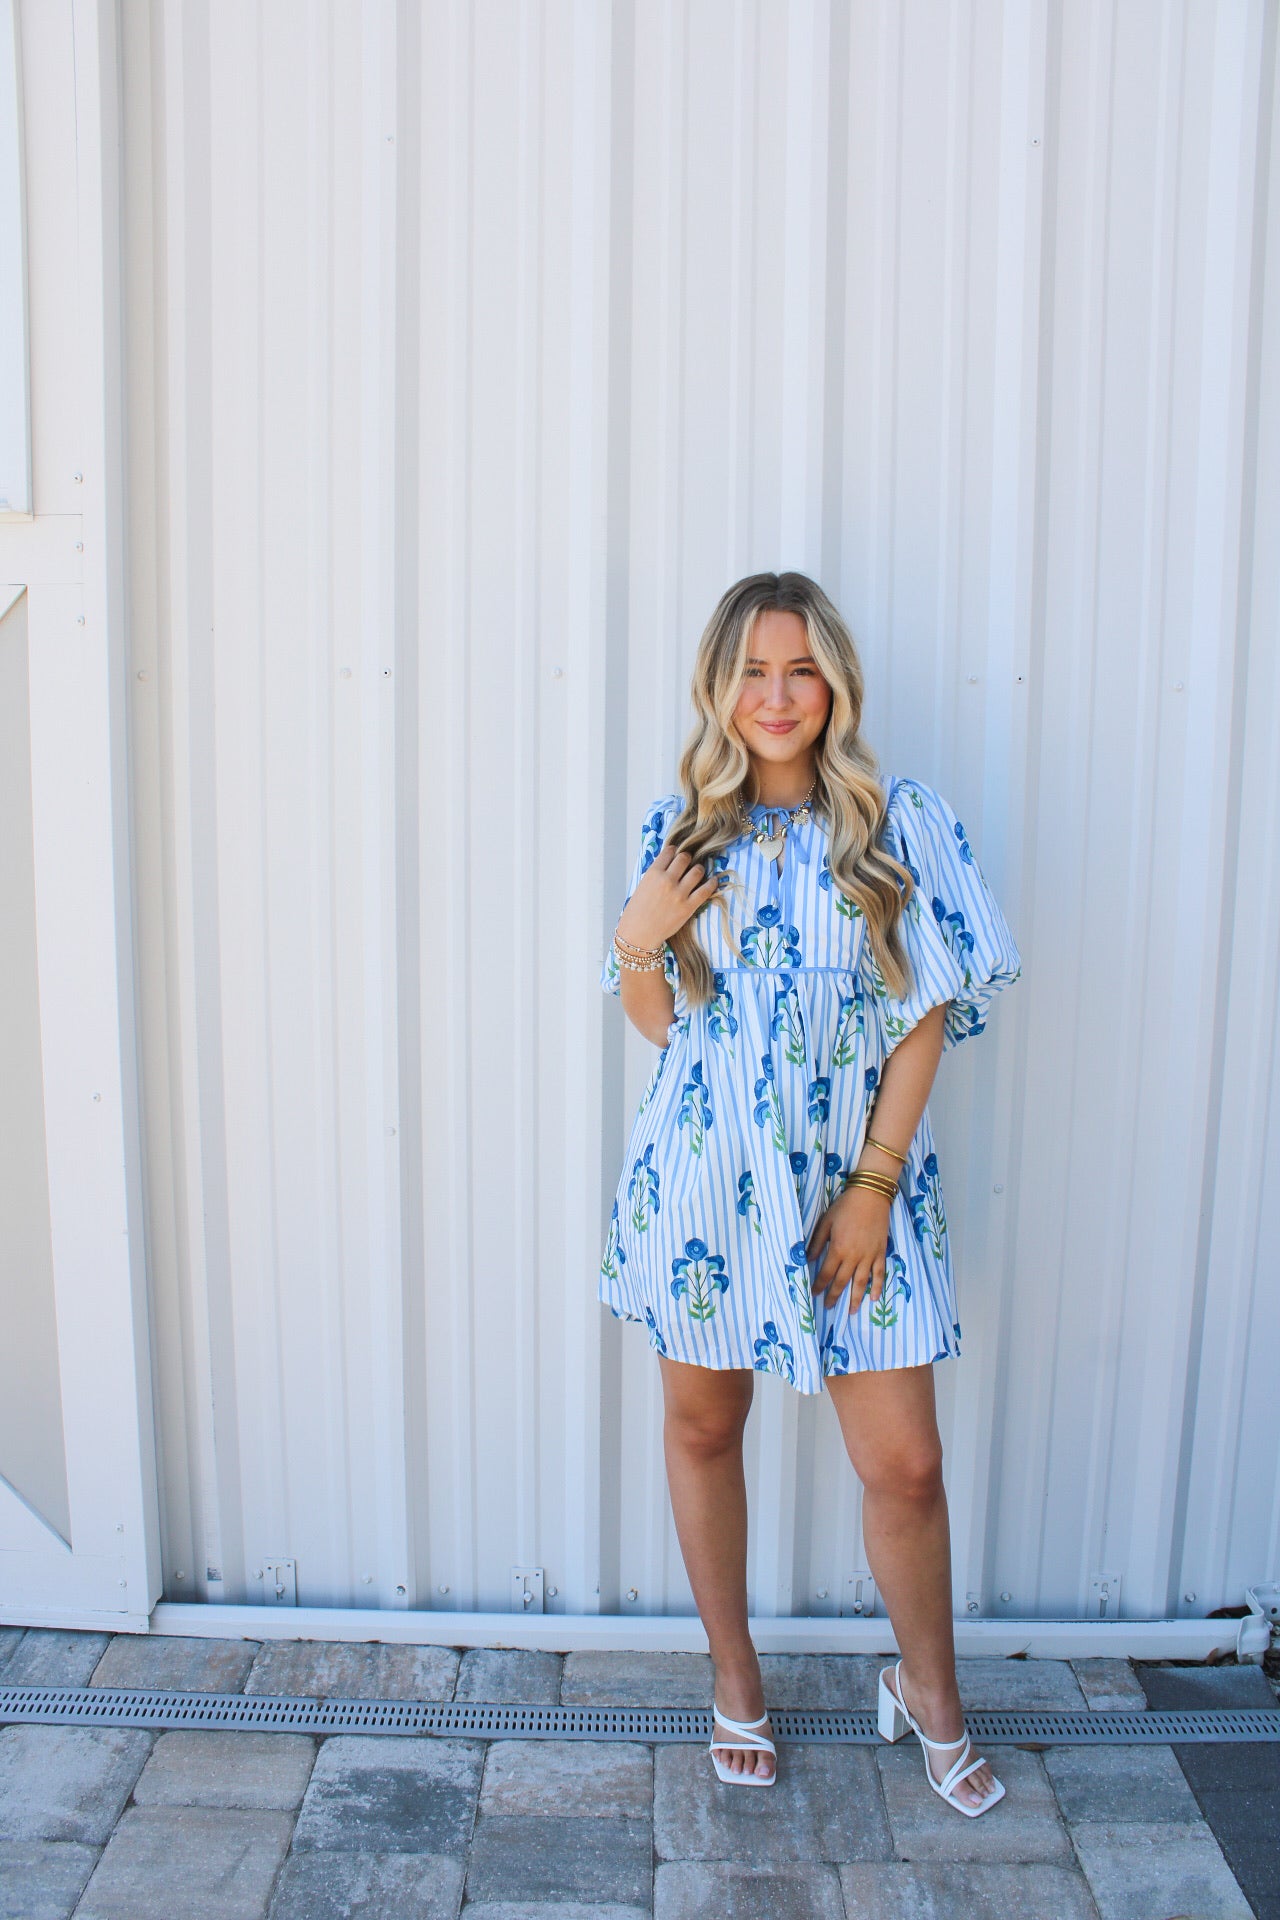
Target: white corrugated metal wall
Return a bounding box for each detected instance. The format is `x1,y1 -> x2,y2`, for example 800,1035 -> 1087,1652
3,0 -> 1276,1636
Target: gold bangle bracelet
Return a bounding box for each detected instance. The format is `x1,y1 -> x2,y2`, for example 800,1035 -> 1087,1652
864,1134 -> 908,1163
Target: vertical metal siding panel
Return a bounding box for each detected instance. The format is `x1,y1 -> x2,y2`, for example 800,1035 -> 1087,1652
116,0 -> 1278,1631
1174,9 -> 1280,1615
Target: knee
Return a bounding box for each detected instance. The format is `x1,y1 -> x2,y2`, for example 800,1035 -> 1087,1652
664,1399 -> 750,1460
860,1439 -> 944,1504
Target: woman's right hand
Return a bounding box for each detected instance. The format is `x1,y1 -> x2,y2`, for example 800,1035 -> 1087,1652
616,844 -> 722,949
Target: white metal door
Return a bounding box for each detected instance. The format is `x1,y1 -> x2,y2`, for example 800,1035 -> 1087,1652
0,2 -> 160,1626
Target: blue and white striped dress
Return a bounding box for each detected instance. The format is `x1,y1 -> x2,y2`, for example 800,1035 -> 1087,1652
599,775 -> 1022,1394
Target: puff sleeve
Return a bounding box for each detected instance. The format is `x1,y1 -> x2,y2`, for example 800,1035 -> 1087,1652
863,776 -> 1022,1055
601,793 -> 684,1007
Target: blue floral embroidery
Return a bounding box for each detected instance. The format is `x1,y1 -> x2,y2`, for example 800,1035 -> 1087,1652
600,1199 -> 627,1286
670,1236 -> 730,1322
752,1053 -> 787,1151
785,1240 -> 816,1334
736,1169 -> 763,1235
770,971 -> 806,1064
831,985 -> 865,1068
817,854 -> 859,919
708,971 -> 740,1053
907,1150 -> 946,1259
677,1060 -> 714,1155
820,1323 -> 850,1375
753,1320 -> 796,1383
740,903 -> 802,968
627,1144 -> 661,1234
644,1305 -> 669,1355
868,1232 -> 912,1330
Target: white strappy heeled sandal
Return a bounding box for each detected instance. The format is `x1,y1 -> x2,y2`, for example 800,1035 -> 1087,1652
708,1701 -> 777,1786
877,1660 -> 1004,1817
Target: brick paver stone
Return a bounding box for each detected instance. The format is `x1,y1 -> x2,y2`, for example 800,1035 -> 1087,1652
479,1739 -> 651,1818
952,1658 -> 1087,1709
0,1630 -> 112,1688
72,1806 -> 293,1920
560,1650 -> 712,1705
1068,1818 -> 1254,1919
837,1860 -> 1102,1918
656,1859 -> 847,1918
464,1813 -> 652,1908
457,1904 -> 648,1920
266,1848 -> 466,1920
876,1743 -> 1072,1862
454,1647 -> 563,1703
756,1653 -> 886,1708
655,1741 -> 891,1864
1069,1658 -> 1147,1709
0,1839 -> 99,1920
1043,1743 -> 1201,1824
132,1730 -> 316,1809
246,1640 -> 459,1701
291,1734 -> 484,1854
0,1727 -> 152,1845
90,1634 -> 258,1693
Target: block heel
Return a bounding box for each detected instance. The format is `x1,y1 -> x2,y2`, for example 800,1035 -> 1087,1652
877,1666 -> 910,1742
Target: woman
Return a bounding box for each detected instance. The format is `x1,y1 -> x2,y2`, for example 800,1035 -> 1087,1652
599,572 -> 1023,1816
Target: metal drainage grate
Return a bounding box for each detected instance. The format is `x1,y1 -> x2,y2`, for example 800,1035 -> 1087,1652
1,1687 -> 1278,1744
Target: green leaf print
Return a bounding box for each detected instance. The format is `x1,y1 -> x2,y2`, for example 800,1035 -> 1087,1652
868,1244 -> 911,1329
907,1151 -> 947,1260
677,1060 -> 714,1156
770,974 -> 806,1065
736,1169 -> 763,1235
628,1144 -> 661,1234
785,1241 -> 816,1335
600,1200 -> 627,1286
831,985 -> 865,1068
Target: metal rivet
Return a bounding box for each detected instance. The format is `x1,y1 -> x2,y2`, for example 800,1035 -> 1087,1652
116,1522 -> 124,1533
77,615 -> 86,625
75,540 -> 84,551
547,1586 -> 558,1598
118,1579 -> 127,1588
137,669 -> 147,681
93,1092 -> 102,1102
340,667 -> 352,678
626,1587 -> 639,1601
438,1584 -> 450,1594
552,666 -> 564,678
816,1588 -> 828,1599
73,471 -> 83,483
1000,1591 -> 1012,1602
1173,680 -> 1185,690
967,1598 -> 980,1612
967,674 -> 978,683
1185,1592 -> 1196,1603
396,1584 -> 406,1595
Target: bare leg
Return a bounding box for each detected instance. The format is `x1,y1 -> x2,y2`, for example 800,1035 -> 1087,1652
656,1354 -> 775,1779
824,1362 -> 996,1807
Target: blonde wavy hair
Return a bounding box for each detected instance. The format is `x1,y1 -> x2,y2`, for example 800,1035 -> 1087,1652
663,570 -> 916,1011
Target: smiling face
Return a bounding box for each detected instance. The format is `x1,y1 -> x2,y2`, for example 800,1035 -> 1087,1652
731,608 -> 833,802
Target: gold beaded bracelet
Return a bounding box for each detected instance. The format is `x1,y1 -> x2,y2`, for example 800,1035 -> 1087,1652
612,930 -> 668,973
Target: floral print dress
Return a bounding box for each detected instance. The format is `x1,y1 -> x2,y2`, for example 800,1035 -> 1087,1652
599,775 -> 1023,1394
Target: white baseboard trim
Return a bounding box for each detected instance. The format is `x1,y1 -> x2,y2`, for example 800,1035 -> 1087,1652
63,1603 -> 1241,1662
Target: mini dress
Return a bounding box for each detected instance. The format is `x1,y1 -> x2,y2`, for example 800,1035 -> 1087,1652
598,774 -> 1023,1394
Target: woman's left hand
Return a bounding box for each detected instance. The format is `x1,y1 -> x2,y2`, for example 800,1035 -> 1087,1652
806,1187 -> 893,1312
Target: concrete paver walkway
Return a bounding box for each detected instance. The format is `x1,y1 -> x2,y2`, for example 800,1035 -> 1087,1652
0,1627 -> 1266,1918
